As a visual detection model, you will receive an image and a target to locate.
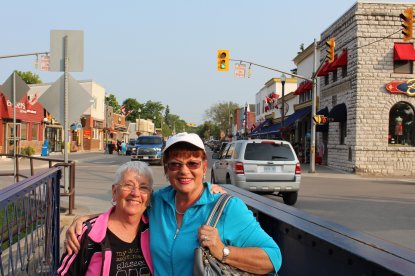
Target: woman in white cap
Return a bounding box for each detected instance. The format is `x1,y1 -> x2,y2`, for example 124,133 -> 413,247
65,132 -> 281,275
150,132 -> 281,275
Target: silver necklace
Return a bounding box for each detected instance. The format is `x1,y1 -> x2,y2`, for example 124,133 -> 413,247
175,194 -> 186,215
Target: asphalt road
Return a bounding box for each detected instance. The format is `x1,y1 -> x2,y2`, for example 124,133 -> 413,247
1,150 -> 414,252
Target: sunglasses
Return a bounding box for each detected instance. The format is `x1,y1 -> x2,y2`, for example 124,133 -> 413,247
167,160 -> 202,171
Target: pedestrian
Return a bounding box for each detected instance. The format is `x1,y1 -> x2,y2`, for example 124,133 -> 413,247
65,133 -> 282,275
121,140 -> 127,155
116,140 -> 121,155
58,161 -> 154,275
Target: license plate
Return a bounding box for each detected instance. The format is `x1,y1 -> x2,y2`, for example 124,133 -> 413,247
263,166 -> 277,173
143,156 -> 149,160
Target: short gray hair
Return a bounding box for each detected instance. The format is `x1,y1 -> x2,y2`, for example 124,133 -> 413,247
114,161 -> 154,189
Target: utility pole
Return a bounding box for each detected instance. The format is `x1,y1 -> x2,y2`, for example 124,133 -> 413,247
309,39 -> 318,173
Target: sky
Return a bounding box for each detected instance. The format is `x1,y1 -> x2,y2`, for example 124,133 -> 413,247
1,0 -> 413,125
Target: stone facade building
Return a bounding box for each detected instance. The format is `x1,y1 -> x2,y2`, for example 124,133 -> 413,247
318,1 -> 415,175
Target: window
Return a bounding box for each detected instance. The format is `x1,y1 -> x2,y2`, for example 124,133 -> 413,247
324,75 -> 329,85
31,123 -> 39,140
339,121 -> 347,145
20,123 -> 27,140
244,143 -> 296,161
388,102 -> 414,146
394,60 -> 413,74
332,70 -> 338,82
342,65 -> 348,78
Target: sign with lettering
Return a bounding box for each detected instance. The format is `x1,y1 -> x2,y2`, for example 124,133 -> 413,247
385,79 -> 415,97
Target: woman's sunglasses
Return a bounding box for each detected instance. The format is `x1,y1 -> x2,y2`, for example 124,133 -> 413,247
167,160 -> 202,171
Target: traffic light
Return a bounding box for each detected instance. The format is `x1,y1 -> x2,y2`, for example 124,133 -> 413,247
313,115 -> 328,125
400,8 -> 413,41
217,50 -> 229,72
325,38 -> 336,63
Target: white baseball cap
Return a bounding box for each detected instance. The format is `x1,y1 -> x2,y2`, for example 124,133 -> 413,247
163,132 -> 205,153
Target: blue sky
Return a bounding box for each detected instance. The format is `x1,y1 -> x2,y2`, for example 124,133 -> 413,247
1,0 -> 413,124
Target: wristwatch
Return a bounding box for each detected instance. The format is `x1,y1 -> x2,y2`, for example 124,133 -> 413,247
222,246 -> 230,263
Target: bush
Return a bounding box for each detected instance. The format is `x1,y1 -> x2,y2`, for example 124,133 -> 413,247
21,146 -> 35,156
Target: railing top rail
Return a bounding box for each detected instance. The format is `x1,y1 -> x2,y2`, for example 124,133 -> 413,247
0,153 -> 75,163
222,185 -> 415,274
0,167 -> 62,208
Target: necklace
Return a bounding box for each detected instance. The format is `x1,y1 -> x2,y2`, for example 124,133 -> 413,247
175,188 -> 204,215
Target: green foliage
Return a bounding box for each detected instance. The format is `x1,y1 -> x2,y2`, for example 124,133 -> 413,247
122,98 -> 142,121
106,94 -> 121,113
15,70 -> 42,84
196,121 -> 221,140
204,101 -> 240,133
21,146 -> 35,156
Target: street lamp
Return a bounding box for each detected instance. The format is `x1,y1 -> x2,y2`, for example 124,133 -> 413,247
137,108 -> 141,136
280,74 -> 286,131
244,103 -> 248,138
230,113 -> 233,139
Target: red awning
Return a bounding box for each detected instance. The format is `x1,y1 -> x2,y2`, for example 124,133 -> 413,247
294,81 -> 312,95
394,43 -> 415,61
331,49 -> 348,68
317,62 -> 330,76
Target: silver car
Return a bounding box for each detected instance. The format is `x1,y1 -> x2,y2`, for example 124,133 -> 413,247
211,139 -> 301,205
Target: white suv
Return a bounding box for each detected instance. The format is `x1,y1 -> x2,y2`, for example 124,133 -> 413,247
211,139 -> 301,205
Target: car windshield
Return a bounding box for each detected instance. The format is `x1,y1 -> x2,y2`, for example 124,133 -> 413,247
136,137 -> 163,145
244,143 -> 295,161
129,140 -> 136,146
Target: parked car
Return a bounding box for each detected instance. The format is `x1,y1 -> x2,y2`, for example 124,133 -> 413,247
130,135 -> 164,165
216,141 -> 228,154
126,139 -> 136,156
211,139 -> 301,205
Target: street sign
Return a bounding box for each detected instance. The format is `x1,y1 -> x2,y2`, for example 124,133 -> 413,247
1,72 -> 30,102
234,64 -> 246,78
50,30 -> 84,72
37,73 -> 93,125
40,55 -> 50,71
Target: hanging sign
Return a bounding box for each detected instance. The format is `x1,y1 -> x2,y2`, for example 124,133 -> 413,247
385,79 -> 415,97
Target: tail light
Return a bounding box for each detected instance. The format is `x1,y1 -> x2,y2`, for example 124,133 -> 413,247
295,162 -> 301,174
234,162 -> 245,174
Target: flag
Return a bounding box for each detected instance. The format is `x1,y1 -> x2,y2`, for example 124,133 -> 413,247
120,105 -> 126,115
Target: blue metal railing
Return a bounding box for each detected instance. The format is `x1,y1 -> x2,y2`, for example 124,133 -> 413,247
0,168 -> 61,276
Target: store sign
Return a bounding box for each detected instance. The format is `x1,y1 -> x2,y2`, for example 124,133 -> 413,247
385,79 -> 415,97
6,100 -> 37,114
83,129 -> 91,139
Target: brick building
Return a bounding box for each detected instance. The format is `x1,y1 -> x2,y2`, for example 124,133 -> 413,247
318,1 -> 415,175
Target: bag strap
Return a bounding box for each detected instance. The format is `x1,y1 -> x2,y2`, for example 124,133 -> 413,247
205,194 -> 232,228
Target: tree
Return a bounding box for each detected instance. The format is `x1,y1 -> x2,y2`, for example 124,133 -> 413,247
122,98 -> 142,121
204,101 -> 240,133
15,70 -> 42,84
196,121 -> 220,140
106,94 -> 121,113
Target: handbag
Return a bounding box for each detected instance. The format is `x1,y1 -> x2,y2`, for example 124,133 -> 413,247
193,194 -> 259,276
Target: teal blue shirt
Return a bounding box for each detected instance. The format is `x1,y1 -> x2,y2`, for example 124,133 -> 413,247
148,182 -> 282,276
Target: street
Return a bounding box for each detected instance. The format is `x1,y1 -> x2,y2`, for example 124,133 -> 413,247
1,150 -> 414,252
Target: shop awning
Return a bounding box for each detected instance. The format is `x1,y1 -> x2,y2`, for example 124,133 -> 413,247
268,107 -> 311,133
331,49 -> 348,68
394,43 -> 415,61
249,119 -> 270,135
329,103 -> 347,122
294,81 -> 312,95
317,62 -> 330,76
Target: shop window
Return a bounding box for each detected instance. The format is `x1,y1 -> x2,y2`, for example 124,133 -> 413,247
394,60 -> 413,74
31,123 -> 39,140
21,123 -> 27,140
340,121 -> 347,145
332,70 -> 338,82
388,102 -> 414,146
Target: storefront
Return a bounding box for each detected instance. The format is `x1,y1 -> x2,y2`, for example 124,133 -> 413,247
317,2 -> 415,175
0,93 -> 44,154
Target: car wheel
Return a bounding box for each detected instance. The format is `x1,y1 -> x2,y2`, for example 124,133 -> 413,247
226,174 -> 231,184
211,170 -> 217,183
282,191 -> 298,206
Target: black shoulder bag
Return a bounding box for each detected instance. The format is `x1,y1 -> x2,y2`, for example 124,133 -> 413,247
193,194 -> 259,276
